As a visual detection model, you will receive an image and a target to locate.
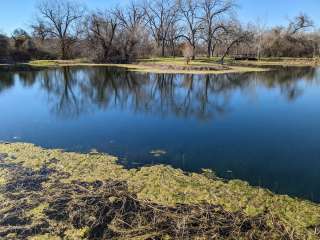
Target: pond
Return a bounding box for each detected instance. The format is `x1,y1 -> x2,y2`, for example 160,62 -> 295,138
0,66 -> 320,202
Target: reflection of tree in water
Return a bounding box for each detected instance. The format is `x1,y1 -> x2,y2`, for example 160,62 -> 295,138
82,69 -> 237,120
16,71 -> 38,87
250,67 -> 317,101
37,67 -> 93,118
0,72 -> 14,93
0,67 -> 41,92
0,66 -> 318,119
78,66 -> 318,120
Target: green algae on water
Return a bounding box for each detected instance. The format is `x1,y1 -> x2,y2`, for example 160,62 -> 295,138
0,143 -> 319,239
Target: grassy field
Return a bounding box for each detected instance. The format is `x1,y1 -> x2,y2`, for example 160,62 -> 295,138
0,143 -> 319,239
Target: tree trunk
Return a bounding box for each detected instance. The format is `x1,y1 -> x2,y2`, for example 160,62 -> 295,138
161,39 -> 165,57
207,38 -> 212,58
211,43 -> 216,57
192,44 -> 196,60
61,40 -> 67,60
172,42 -> 176,57
220,41 -> 237,64
101,41 -> 109,62
104,48 -> 109,62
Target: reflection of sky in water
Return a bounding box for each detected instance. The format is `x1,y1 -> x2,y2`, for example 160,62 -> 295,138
0,66 -> 320,202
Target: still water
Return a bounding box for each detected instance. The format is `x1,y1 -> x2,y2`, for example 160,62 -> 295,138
1,66 -> 320,202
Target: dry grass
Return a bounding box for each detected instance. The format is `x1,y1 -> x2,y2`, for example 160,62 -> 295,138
28,56 -> 319,75
238,57 -> 320,67
28,58 -> 268,75
27,56 -> 320,75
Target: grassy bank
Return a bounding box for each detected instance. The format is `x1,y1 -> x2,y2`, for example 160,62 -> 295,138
238,57 -> 320,68
27,57 -> 320,75
0,143 -> 319,239
28,58 -> 268,75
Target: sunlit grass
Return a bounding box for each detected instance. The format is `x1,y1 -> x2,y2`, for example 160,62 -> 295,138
26,56 -> 319,75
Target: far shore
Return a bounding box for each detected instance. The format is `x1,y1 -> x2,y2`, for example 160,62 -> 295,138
27,58 -> 269,75
1,57 -> 319,75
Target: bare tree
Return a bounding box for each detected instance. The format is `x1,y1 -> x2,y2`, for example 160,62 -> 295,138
220,23 -> 254,64
0,34 -> 9,62
199,0 -> 235,58
113,1 -> 145,62
144,0 -> 179,57
310,31 -> 320,58
86,11 -> 117,62
178,0 -> 201,59
35,0 -> 85,59
288,13 -> 314,35
167,19 -> 184,57
7,0 -> 318,62
258,14 -> 315,58
12,29 -> 30,50
31,21 -> 49,42
253,17 -> 267,60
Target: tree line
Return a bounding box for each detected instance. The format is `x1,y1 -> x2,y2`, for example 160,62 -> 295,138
0,0 -> 319,63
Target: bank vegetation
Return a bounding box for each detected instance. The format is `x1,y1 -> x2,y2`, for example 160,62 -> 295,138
0,143 -> 319,239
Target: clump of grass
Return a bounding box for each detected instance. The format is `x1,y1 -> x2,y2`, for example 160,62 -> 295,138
0,143 -> 319,239
28,203 -> 49,221
28,60 -> 60,66
29,59 -> 89,67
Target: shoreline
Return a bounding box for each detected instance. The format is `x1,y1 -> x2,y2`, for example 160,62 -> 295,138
0,142 -> 319,239
1,57 -> 319,75
27,59 -> 269,75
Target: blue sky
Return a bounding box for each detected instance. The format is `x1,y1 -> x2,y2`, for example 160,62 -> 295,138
0,0 -> 319,34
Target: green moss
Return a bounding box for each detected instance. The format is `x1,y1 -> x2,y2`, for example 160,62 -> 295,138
29,59 -> 89,67
64,227 -> 89,239
0,171 -> 7,185
0,142 -> 319,239
30,234 -> 60,240
28,203 -> 49,220
29,60 -> 60,67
